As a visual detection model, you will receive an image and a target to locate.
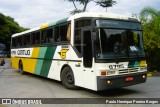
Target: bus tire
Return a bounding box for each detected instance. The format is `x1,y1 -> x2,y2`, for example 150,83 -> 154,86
0,58 -> 4,66
19,61 -> 24,74
61,66 -> 78,90
0,58 -> 2,66
2,59 -> 5,65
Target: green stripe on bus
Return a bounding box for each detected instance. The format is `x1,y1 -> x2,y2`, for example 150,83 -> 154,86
40,46 -> 57,77
34,47 -> 47,75
48,17 -> 68,27
134,61 -> 140,67
128,61 -> 140,68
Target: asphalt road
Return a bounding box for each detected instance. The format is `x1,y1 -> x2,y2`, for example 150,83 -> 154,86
0,59 -> 160,107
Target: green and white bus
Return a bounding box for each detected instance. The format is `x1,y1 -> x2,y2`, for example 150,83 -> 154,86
11,12 -> 147,91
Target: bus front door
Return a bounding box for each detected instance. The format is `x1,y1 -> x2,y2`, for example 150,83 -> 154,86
81,28 -> 95,89
81,28 -> 93,68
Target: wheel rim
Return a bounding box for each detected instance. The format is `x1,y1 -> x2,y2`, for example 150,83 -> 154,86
66,70 -> 74,84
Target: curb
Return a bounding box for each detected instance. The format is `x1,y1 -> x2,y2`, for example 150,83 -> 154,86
147,72 -> 160,77
147,73 -> 152,77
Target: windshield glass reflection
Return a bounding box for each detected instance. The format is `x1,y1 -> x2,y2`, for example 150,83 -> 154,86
95,29 -> 145,59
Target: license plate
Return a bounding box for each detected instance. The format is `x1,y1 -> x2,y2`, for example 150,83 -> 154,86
125,77 -> 133,81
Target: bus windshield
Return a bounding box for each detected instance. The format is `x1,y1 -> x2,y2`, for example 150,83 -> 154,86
95,20 -> 145,60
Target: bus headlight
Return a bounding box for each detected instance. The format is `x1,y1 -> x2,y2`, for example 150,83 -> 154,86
140,67 -> 147,72
100,70 -> 116,76
107,70 -> 116,75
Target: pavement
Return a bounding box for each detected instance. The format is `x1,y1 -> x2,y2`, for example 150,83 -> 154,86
0,58 -> 160,107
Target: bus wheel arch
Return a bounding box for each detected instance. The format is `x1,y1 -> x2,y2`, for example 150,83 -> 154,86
60,65 -> 78,89
19,60 -> 24,74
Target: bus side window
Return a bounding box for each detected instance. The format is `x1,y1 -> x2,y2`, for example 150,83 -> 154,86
41,29 -> 47,44
75,29 -> 81,53
54,26 -> 60,42
12,37 -> 17,47
54,23 -> 70,43
60,24 -> 68,42
35,32 -> 40,44
26,34 -> 31,46
31,32 -> 36,45
74,19 -> 91,55
67,23 -> 71,41
47,28 -> 53,43
32,32 -> 40,45
23,35 -> 27,46
18,36 -> 23,47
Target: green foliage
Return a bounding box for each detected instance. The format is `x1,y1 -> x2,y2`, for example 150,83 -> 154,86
140,7 -> 160,71
0,13 -> 28,52
96,0 -> 116,11
65,0 -> 117,14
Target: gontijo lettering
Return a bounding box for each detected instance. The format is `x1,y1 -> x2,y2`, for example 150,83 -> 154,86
17,50 -> 30,55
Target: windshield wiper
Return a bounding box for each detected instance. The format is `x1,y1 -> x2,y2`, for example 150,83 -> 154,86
129,46 -> 140,61
114,52 -> 120,63
114,46 -> 120,63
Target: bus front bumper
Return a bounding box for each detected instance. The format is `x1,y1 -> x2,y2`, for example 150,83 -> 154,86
97,72 -> 147,91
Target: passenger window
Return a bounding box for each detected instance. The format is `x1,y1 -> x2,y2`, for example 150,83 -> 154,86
60,24 -> 68,41
32,31 -> 40,45
12,37 -> 17,47
47,28 -> 53,43
54,26 -> 60,42
74,19 -> 91,54
26,34 -> 31,45
23,34 -> 30,46
18,36 -> 23,47
67,23 -> 71,41
41,30 -> 47,44
36,32 -> 40,44
23,35 -> 26,46
54,23 -> 70,43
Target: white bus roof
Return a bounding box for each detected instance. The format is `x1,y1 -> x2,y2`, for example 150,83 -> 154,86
68,12 -> 135,20
12,12 -> 138,37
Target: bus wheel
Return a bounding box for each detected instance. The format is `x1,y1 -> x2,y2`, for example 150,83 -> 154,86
0,58 -> 2,66
61,66 -> 78,89
19,61 -> 24,74
2,59 -> 5,65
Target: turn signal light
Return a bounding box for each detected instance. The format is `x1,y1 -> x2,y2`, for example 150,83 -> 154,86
101,71 -> 107,76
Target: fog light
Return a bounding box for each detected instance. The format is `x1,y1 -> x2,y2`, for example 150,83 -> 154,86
142,75 -> 146,79
107,80 -> 111,84
107,70 -> 116,75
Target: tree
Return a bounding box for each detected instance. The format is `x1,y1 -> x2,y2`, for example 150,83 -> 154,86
139,7 -> 160,71
65,0 -> 116,14
0,13 -> 28,53
96,0 -> 116,12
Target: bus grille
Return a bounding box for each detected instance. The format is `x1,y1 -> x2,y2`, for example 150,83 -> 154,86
118,68 -> 139,74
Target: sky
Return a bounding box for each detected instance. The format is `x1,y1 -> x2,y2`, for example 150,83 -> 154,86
0,0 -> 159,28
